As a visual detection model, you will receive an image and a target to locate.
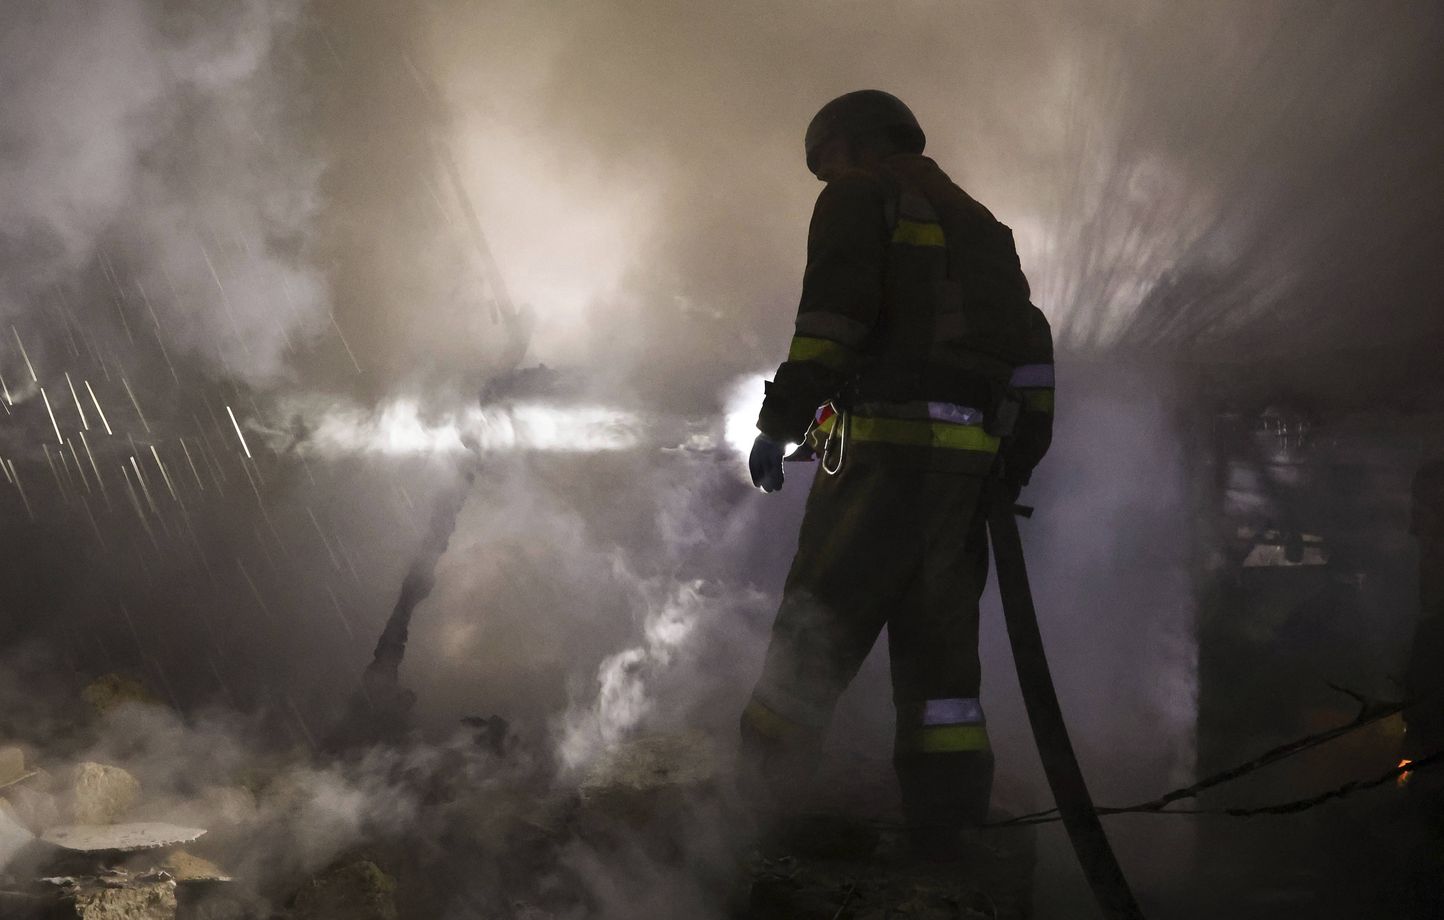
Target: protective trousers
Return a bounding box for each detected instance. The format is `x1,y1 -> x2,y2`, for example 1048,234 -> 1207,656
740,442 -> 993,835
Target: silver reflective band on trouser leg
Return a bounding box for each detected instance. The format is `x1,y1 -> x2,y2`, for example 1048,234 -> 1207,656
1009,363 -> 1055,388
923,697 -> 985,726
899,697 -> 990,753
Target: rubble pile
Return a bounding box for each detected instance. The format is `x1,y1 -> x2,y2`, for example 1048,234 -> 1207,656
0,675 -> 1041,918
746,823 -> 1036,920
0,735 -> 245,920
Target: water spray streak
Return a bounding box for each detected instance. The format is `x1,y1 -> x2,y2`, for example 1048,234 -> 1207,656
39,387 -> 63,444
85,380 -> 112,435
65,372 -> 89,431
226,405 -> 253,459
11,326 -> 37,382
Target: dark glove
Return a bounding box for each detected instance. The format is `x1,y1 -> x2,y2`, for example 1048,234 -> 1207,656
749,434 -> 786,493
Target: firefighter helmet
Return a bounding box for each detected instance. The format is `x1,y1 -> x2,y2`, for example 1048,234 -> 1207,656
804,90 -> 926,176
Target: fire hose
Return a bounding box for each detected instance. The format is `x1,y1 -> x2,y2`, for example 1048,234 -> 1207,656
986,477 -> 1148,920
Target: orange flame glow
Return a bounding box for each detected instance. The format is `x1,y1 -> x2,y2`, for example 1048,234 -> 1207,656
1398,758 -> 1414,788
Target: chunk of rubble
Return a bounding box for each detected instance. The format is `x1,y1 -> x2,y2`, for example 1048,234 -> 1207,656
82,674 -> 163,716
578,732 -> 720,823
290,859 -> 398,920
0,745 -> 37,791
160,849 -> 231,883
41,823 -> 206,854
43,872 -> 179,920
66,762 -> 140,825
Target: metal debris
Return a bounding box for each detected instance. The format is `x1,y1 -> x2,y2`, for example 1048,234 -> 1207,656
41,822 -> 206,854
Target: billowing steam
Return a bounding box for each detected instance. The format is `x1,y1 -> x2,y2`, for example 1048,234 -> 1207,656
558,577 -> 708,771
0,0 -> 325,385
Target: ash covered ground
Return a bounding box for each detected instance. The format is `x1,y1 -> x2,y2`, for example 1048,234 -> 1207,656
2,1 -> 1443,917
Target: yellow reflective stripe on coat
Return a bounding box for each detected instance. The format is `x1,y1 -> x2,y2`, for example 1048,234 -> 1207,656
1022,389 -> 1055,414
850,416 -> 1000,453
898,724 -> 991,753
787,335 -> 856,370
891,219 -> 945,247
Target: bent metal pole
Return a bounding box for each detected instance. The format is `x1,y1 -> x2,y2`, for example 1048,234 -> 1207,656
986,484 -> 1146,920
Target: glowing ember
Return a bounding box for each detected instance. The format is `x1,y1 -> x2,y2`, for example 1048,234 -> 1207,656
1397,758 -> 1413,788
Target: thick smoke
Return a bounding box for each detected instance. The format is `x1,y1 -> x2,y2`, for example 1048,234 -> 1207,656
0,0 -> 325,386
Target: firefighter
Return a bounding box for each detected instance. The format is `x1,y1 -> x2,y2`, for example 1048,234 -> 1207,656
1404,458 -> 1444,757
740,90 -> 1055,852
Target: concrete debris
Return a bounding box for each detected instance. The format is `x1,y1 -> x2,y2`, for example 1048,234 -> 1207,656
0,798 -> 35,869
578,732 -> 720,823
66,763 -> 141,826
82,674 -> 164,717
290,859 -> 398,920
160,849 -> 231,883
55,873 -> 178,920
0,745 -> 37,791
41,822 -> 206,854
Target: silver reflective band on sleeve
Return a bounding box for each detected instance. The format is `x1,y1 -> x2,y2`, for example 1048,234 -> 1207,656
926,402 -> 984,426
922,697 -> 985,726
1009,363 -> 1055,388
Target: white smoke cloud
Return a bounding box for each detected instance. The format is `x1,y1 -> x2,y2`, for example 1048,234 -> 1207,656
0,0 -> 325,384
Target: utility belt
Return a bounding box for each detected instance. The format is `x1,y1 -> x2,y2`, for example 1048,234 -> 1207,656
838,364 -> 1017,437
799,366 -> 1016,476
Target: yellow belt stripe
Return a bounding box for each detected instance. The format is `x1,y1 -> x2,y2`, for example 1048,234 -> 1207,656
891,219 -> 945,248
787,335 -> 855,370
850,416 -> 1000,453
1022,389 -> 1055,414
900,724 -> 991,753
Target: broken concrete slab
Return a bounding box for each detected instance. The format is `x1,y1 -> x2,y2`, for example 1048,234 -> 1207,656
41,823 -> 206,854
66,763 -> 140,825
290,859 -> 398,920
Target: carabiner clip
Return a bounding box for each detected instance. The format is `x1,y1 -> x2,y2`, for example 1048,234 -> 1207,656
821,409 -> 847,476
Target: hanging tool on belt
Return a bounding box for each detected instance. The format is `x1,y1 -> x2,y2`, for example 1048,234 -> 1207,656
987,393 -> 1146,920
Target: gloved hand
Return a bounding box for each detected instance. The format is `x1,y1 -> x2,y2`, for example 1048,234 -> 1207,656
749,434 -> 787,493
